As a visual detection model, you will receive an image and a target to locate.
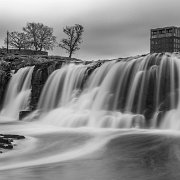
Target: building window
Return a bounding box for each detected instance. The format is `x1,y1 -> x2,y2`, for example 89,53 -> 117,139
167,28 -> 173,33
159,29 -> 165,34
152,31 -> 157,35
150,27 -> 180,53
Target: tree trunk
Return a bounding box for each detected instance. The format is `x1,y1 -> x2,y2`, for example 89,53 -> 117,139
69,51 -> 72,58
34,42 -> 38,51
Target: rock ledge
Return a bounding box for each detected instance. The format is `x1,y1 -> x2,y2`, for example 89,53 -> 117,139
0,134 -> 25,153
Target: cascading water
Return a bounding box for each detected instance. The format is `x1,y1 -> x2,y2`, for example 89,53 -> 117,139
35,53 -> 180,129
2,54 -> 180,180
0,66 -> 34,120
38,64 -> 87,111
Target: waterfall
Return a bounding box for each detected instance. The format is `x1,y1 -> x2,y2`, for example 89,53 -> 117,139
35,53 -> 179,129
2,54 -> 180,180
0,66 -> 34,120
1,53 -> 180,129
38,64 -> 87,111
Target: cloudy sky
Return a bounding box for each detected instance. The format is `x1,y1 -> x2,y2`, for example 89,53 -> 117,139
0,0 -> 180,60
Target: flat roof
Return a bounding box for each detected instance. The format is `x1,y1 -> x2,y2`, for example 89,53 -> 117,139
151,26 -> 180,31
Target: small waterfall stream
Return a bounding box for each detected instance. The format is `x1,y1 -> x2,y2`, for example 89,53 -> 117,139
0,66 -> 34,120
38,64 -> 87,111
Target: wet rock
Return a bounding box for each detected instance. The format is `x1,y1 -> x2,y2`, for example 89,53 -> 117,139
132,114 -> 145,128
0,60 -> 11,109
0,137 -> 12,144
0,143 -> 13,149
0,70 -> 11,109
19,110 -> 31,120
0,134 -> 25,140
0,60 -> 11,71
30,60 -> 64,110
0,55 -> 84,111
159,91 -> 179,112
0,134 -> 25,153
81,61 -> 103,89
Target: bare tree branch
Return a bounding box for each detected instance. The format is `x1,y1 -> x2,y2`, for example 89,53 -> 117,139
59,24 -> 84,58
4,31 -> 30,50
23,22 -> 56,51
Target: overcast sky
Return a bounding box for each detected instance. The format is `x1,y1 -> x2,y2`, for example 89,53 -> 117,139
0,0 -> 180,60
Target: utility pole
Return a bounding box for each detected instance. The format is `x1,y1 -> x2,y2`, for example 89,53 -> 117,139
7,31 -> 9,53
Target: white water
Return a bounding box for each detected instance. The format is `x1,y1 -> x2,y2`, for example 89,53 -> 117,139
1,54 -> 180,128
0,66 -> 34,119
1,121 -> 180,180
1,54 -> 180,180
38,64 -> 87,111
31,53 -> 179,129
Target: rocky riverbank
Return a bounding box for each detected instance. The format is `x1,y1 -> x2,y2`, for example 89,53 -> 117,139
0,134 -> 25,153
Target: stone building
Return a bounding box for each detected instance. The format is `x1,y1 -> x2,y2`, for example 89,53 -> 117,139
0,48 -> 48,56
150,26 -> 180,53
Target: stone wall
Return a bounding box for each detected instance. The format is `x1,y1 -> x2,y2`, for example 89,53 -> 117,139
0,48 -> 48,56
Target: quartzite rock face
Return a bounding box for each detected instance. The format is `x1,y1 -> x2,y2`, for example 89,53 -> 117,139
81,61 -> 103,89
19,110 -> 32,120
30,60 -> 104,110
0,61 -> 11,109
30,61 -> 64,110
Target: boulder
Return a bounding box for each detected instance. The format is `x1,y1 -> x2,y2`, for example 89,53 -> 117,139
19,110 -> 32,120
0,134 -> 25,153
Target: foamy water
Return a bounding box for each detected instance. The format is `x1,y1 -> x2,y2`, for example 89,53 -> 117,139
1,121 -> 180,180
1,54 -> 180,179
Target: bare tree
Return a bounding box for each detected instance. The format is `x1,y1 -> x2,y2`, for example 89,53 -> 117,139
59,24 -> 84,58
4,31 -> 29,51
23,22 -> 56,51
